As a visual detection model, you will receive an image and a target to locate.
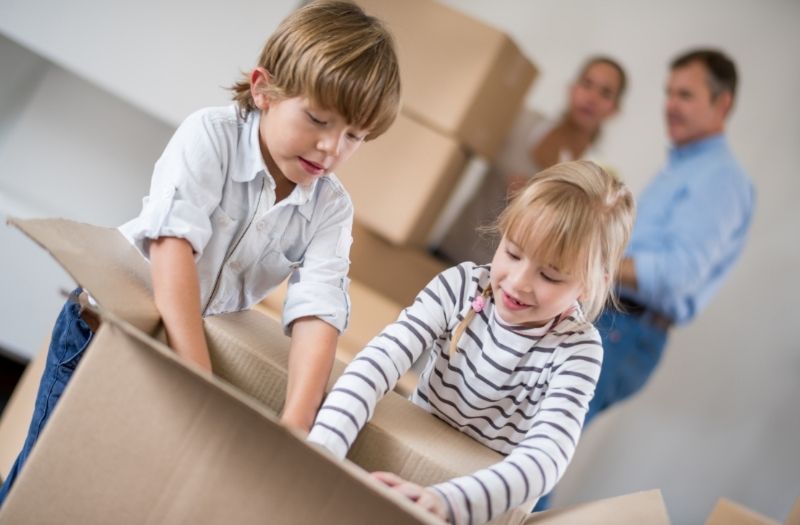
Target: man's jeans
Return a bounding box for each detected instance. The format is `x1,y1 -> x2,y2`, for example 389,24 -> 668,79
0,290 -> 93,506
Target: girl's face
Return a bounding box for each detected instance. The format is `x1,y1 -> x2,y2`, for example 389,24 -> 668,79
567,62 -> 623,133
490,236 -> 585,328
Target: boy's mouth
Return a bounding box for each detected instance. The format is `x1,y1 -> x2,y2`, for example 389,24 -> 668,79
299,157 -> 325,175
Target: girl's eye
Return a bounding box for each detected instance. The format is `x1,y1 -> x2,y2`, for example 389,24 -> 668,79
505,249 -> 520,261
542,272 -> 563,284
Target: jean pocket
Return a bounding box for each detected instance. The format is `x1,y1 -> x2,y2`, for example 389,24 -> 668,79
57,314 -> 93,371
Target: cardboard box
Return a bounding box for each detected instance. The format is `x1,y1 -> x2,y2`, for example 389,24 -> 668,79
349,221 -> 448,306
256,276 -> 420,396
0,340 -> 47,479
526,490 -> 671,524
0,217 -> 674,524
357,0 -> 537,159
336,112 -> 468,247
705,497 -> 800,525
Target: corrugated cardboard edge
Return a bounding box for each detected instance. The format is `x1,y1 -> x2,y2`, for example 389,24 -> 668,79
524,490 -> 671,525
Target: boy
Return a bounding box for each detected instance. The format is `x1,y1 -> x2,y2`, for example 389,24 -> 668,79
0,0 -> 400,504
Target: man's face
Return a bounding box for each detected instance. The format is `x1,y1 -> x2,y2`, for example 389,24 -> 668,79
665,61 -> 729,146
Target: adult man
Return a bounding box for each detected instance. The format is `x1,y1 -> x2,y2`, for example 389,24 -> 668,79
587,49 -> 755,422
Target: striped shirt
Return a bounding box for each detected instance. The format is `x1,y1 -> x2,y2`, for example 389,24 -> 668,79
307,262 -> 602,525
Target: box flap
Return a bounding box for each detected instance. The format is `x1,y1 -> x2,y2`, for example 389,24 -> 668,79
7,217 -> 160,333
0,313 -> 440,524
524,490 -> 671,525
786,497 -> 800,525
705,498 -> 781,525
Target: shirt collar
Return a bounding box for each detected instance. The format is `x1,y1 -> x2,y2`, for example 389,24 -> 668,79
668,133 -> 727,162
232,109 -> 267,183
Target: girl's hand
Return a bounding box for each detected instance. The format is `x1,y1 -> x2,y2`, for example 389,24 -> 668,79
371,471 -> 449,522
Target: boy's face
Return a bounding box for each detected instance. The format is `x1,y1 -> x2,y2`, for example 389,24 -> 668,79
252,69 -> 368,188
490,236 -> 584,328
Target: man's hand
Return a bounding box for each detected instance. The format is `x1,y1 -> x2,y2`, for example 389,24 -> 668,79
371,471 -> 449,522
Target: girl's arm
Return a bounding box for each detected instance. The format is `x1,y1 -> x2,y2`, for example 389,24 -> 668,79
307,266 -> 461,458
281,317 -> 338,433
149,236 -> 212,372
428,334 -> 602,525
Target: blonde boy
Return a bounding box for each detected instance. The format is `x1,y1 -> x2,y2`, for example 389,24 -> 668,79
0,0 -> 400,505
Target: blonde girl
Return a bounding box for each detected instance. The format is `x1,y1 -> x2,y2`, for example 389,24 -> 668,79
308,160 -> 634,524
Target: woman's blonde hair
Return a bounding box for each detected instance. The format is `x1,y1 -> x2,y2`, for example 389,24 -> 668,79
449,160 -> 634,355
230,1 -> 401,140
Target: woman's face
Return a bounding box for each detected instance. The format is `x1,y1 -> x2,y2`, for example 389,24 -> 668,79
567,62 -> 623,133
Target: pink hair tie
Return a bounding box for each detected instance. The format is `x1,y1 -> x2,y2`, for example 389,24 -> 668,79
471,296 -> 485,313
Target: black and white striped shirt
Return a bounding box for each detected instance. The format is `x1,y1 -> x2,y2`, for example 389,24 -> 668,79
308,262 -> 602,524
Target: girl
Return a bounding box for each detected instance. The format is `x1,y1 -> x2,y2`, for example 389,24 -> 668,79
308,160 -> 635,524
438,56 -> 627,266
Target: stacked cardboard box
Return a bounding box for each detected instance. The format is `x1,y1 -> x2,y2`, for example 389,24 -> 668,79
335,0 -> 537,248
0,218 -> 674,524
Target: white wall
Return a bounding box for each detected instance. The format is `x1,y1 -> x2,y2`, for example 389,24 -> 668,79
438,0 -> 800,522
1,1 -> 798,523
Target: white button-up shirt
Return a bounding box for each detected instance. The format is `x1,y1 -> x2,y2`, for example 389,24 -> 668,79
120,105 -> 353,333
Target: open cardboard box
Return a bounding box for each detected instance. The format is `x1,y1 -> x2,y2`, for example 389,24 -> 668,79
0,218 -> 672,524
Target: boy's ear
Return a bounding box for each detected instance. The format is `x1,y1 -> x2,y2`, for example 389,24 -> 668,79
250,67 -> 272,110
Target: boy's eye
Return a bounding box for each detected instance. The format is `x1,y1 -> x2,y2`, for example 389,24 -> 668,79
346,132 -> 366,142
307,112 -> 326,125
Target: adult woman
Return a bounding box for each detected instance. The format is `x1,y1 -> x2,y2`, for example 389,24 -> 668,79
436,56 -> 628,265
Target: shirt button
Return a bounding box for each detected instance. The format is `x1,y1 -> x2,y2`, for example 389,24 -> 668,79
230,261 -> 241,271
256,221 -> 265,232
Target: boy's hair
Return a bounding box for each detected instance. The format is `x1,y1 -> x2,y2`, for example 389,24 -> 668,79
230,1 -> 401,140
449,161 -> 633,355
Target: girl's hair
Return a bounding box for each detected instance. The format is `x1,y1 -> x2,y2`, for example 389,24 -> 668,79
449,160 -> 634,355
577,55 -> 628,103
229,1 -> 401,140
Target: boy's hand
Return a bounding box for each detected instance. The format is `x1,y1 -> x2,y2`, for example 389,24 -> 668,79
371,471 -> 449,522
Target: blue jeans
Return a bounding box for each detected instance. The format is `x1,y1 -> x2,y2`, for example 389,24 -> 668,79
0,290 -> 93,506
532,307 -> 668,512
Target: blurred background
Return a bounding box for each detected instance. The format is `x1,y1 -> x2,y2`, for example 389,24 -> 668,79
0,0 -> 798,522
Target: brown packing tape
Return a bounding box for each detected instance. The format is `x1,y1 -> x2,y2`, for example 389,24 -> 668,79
524,490 -> 671,525
0,312 -> 440,525
7,217 -> 160,334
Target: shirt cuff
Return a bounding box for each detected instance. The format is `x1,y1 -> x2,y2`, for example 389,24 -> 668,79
282,279 -> 350,335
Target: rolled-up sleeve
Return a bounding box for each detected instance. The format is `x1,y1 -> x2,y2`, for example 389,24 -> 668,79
282,189 -> 354,334
120,109 -> 227,260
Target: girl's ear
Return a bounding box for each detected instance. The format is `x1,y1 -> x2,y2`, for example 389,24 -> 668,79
250,67 -> 272,110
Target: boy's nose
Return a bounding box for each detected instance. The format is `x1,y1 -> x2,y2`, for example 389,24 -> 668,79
318,131 -> 343,156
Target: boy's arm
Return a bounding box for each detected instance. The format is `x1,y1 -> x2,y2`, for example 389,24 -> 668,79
149,237 -> 212,373
281,316 -> 338,433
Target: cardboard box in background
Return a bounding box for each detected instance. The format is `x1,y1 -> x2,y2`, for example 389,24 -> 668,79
350,221 -> 447,306
357,0 -> 537,159
337,112 -> 467,247
0,218 -> 674,524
